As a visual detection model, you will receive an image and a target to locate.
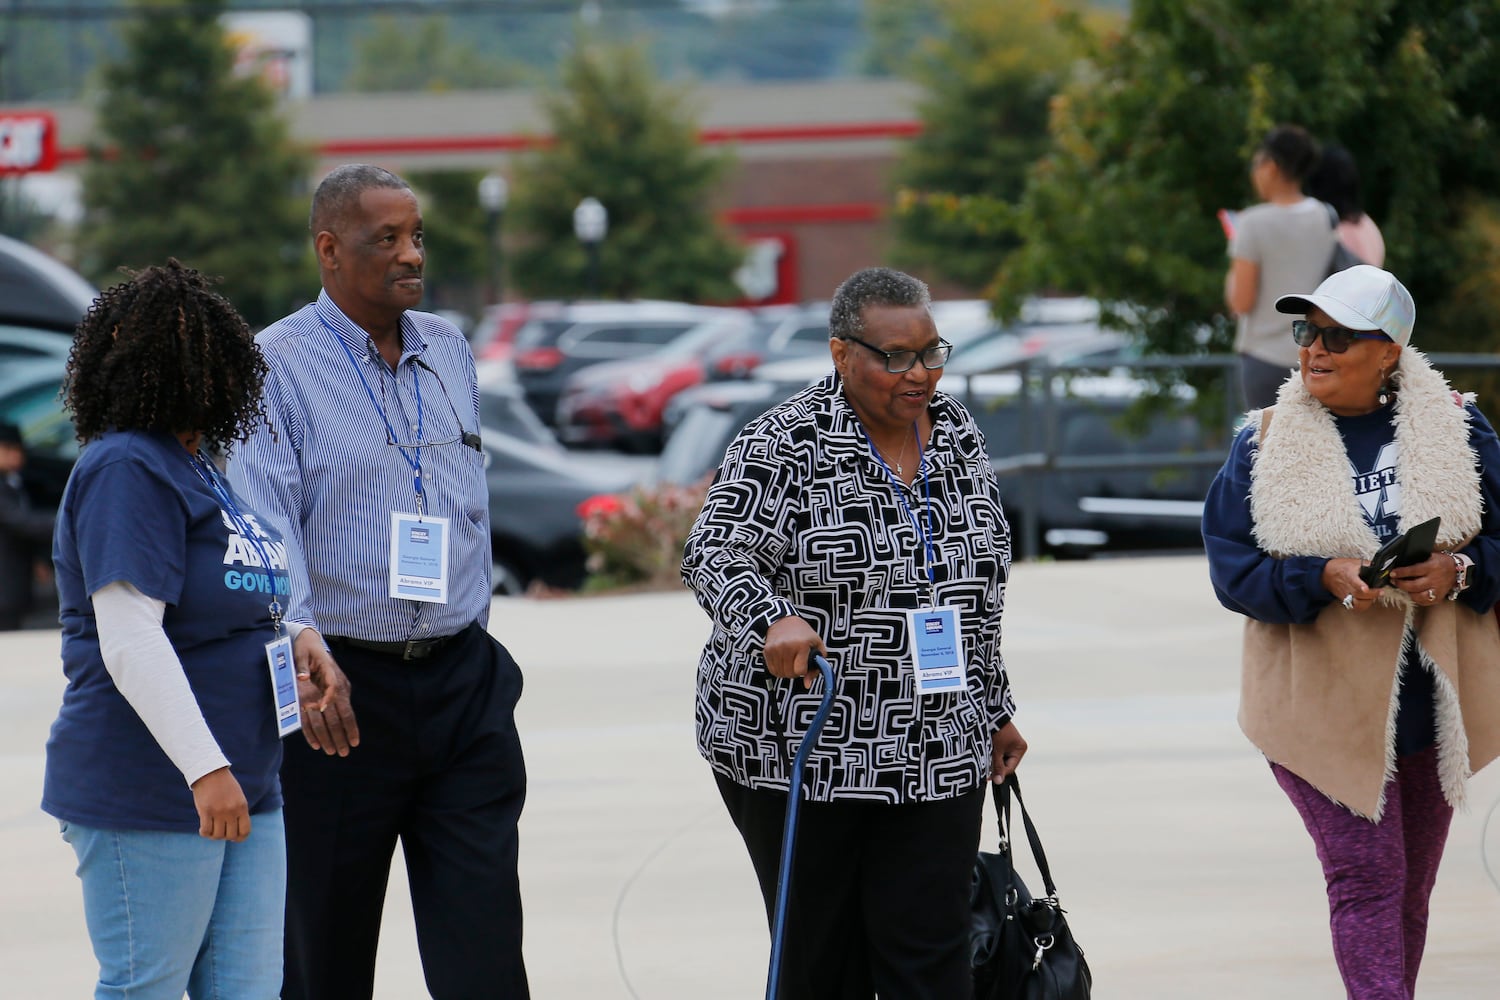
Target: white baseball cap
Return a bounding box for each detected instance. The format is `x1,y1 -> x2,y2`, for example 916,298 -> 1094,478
1275,265 -> 1416,347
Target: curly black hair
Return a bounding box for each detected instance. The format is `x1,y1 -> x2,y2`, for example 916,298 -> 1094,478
65,259 -> 271,454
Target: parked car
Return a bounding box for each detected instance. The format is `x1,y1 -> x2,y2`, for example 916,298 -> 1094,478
0,237 -> 93,520
478,362 -> 563,451
511,301 -> 741,426
0,233 -> 96,332
0,322 -> 74,362
961,374 -> 1217,556
655,380 -> 785,489
478,422 -> 638,594
553,310 -> 760,453
698,304 -> 830,381
473,301 -> 550,364
0,356 -> 73,507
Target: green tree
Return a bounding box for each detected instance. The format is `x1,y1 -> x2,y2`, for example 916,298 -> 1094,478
406,168 -> 489,314
345,15 -> 527,93
888,0 -> 1105,290
507,39 -> 741,302
994,0 -> 1500,359
78,0 -> 314,326
859,0 -> 942,77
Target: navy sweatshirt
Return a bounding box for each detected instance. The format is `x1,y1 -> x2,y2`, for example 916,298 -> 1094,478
1203,401 -> 1500,755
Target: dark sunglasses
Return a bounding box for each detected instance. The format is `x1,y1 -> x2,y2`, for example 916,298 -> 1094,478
1291,319 -> 1391,354
840,333 -> 953,374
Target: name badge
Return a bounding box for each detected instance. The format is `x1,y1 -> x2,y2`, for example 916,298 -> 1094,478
906,605 -> 966,695
389,511 -> 451,604
265,634 -> 301,738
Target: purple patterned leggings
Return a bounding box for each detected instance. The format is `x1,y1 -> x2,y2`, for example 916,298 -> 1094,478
1272,746 -> 1453,1000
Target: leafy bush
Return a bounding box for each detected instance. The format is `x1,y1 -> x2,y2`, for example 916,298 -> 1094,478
577,483 -> 707,591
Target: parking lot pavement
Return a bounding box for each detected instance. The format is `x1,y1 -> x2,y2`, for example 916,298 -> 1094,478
4,554 -> 1499,997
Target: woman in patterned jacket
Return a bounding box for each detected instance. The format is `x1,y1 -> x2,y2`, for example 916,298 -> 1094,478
683,266 -> 1027,999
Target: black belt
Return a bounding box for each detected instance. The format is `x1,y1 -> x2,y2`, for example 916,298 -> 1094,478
326,629 -> 464,661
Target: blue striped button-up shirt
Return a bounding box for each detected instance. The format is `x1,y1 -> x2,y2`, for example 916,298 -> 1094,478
227,292 -> 491,642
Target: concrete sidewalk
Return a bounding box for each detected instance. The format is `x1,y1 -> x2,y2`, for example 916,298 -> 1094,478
3,554 -> 1499,997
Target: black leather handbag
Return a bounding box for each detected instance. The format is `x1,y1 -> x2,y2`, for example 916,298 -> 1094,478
971,774 -> 1091,999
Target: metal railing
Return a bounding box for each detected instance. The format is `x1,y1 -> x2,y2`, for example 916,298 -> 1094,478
943,351 -> 1500,559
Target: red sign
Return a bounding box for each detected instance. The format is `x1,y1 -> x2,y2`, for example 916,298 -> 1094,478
729,234 -> 799,305
0,112 -> 59,174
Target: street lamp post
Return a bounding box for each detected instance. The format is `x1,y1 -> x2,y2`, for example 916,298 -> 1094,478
477,173 -> 509,304
572,196 -> 608,299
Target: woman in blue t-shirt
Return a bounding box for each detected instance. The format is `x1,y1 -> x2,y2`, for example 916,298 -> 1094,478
42,260 -> 356,999
1203,265 -> 1500,998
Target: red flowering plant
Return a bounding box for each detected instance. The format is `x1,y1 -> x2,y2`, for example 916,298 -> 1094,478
576,481 -> 708,591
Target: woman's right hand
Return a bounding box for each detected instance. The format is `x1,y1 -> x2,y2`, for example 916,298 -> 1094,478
191,766 -> 250,842
1322,557 -> 1378,613
762,616 -> 827,690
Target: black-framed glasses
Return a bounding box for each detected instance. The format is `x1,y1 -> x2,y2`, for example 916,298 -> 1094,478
1291,319 -> 1391,354
840,334 -> 953,373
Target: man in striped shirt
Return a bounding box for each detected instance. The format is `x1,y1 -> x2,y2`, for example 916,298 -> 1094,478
229,164 -> 529,999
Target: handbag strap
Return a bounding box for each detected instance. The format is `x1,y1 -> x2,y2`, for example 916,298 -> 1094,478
992,774 -> 1060,899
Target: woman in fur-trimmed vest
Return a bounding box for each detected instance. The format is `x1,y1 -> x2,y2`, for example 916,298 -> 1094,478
1203,265 -> 1500,1000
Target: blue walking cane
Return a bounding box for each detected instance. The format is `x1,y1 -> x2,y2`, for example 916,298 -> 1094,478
766,650 -> 837,1000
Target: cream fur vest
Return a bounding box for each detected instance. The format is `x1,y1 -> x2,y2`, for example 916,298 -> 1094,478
1243,348 -> 1500,820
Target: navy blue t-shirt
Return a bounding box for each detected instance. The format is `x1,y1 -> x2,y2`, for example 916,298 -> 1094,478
43,431 -> 288,833
1333,406 -> 1437,755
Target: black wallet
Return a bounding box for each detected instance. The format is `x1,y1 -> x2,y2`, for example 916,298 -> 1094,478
1358,516 -> 1441,588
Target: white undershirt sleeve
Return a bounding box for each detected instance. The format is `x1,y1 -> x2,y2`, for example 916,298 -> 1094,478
92,580 -> 231,787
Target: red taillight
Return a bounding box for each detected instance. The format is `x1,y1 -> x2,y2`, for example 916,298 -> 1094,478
478,340 -> 513,362
514,347 -> 565,371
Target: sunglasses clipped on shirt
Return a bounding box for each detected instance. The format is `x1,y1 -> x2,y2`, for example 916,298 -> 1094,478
841,334 -> 953,374
1291,319 -> 1392,354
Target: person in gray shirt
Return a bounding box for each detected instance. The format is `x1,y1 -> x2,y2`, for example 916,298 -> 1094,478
1225,124 -> 1337,409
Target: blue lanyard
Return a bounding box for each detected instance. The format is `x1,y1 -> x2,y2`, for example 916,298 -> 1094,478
860,421 -> 937,598
321,314 -> 428,516
188,452 -> 284,633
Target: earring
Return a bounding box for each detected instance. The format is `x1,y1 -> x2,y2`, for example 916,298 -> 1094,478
1377,370 -> 1393,406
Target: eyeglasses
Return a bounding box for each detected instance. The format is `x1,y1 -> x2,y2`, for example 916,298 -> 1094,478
840,334 -> 953,374
382,358 -> 482,452
386,428 -> 482,452
1291,320 -> 1391,354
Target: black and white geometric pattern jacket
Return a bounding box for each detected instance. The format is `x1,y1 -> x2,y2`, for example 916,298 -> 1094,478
683,373 -> 1015,804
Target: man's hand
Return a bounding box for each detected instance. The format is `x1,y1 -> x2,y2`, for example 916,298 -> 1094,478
191,766 -> 250,841
294,629 -> 359,756
990,721 -> 1028,783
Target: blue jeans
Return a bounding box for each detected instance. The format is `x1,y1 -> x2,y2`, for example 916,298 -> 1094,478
60,810 -> 285,1000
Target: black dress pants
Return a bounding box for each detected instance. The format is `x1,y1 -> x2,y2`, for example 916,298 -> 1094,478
282,623 -> 529,1000
716,773 -> 985,1000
